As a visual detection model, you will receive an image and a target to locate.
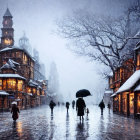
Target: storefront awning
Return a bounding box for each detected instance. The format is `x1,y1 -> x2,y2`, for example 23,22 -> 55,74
0,91 -> 9,95
116,70 -> 140,94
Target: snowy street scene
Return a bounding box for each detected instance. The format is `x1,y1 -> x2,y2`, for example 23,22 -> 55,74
0,0 -> 140,139
0,105 -> 140,140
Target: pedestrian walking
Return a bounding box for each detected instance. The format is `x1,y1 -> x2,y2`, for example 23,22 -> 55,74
11,103 -> 20,121
76,97 -> 86,121
86,108 -> 89,117
72,100 -> 75,109
66,102 -> 70,113
49,100 -> 56,114
107,103 -> 111,113
99,100 -> 105,115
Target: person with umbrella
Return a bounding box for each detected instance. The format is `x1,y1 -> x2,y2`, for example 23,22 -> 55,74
49,100 -> 56,114
76,89 -> 91,121
11,102 -> 20,121
99,99 -> 105,115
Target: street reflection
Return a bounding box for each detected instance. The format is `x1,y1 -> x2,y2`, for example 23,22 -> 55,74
66,112 -> 70,138
49,112 -> 54,139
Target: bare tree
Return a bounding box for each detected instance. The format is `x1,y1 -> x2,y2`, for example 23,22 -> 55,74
57,3 -> 140,75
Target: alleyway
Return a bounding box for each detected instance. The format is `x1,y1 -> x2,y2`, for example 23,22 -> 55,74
0,105 -> 140,140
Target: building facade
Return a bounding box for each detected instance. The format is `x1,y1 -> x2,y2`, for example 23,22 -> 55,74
0,8 -> 47,111
109,42 -> 140,118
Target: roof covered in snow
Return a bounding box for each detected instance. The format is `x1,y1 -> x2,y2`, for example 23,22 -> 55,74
116,70 -> 140,94
134,84 -> 140,91
104,89 -> 113,94
0,74 -> 26,80
0,91 -> 9,95
0,47 -> 35,61
29,80 -> 38,87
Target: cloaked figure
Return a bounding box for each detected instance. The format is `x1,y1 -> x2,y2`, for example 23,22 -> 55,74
86,108 -> 89,117
76,97 -> 86,121
99,100 -> 105,115
66,102 -> 70,113
11,104 -> 20,121
72,100 -> 75,109
107,103 -> 111,114
49,100 -> 56,114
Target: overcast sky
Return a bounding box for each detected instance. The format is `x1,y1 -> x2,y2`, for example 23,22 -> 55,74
0,0 -> 135,102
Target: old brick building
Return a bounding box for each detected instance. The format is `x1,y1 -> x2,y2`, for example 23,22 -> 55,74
0,8 -> 47,111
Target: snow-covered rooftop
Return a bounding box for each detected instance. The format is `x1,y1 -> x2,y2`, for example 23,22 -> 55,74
104,89 -> 113,94
0,74 -> 26,80
116,70 -> 140,94
0,91 -> 9,95
108,72 -> 113,77
134,83 -> 140,91
29,80 -> 38,87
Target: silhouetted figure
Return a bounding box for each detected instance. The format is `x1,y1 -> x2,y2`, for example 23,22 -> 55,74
99,100 -> 105,115
66,102 -> 70,113
58,102 -> 60,106
49,100 -> 56,114
72,100 -> 75,109
76,97 -> 86,121
86,108 -> 89,117
11,104 -> 20,121
107,103 -> 111,113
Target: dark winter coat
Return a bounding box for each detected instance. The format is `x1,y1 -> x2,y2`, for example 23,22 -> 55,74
66,102 -> 70,109
49,101 -> 56,109
99,101 -> 105,110
76,98 -> 86,116
11,105 -> 20,121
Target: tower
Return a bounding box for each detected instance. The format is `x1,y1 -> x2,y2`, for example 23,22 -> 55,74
1,8 -> 14,48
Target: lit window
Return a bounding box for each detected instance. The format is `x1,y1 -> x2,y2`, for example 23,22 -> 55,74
7,79 -> 16,90
0,79 -> 2,90
4,38 -> 12,45
27,87 -> 31,93
18,80 -> 23,91
3,79 -> 6,90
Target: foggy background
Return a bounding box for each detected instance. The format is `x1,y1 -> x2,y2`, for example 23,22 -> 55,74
0,0 -> 135,103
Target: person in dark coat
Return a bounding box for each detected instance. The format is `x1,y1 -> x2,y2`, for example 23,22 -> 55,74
49,100 -> 56,114
72,100 -> 75,109
76,97 -> 86,121
66,102 -> 70,113
99,100 -> 105,115
11,104 -> 20,121
107,103 -> 111,113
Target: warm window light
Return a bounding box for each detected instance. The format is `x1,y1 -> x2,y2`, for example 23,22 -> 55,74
18,80 -> 23,91
4,38 -> 12,45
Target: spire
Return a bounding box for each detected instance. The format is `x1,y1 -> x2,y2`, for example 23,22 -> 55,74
4,8 -> 12,17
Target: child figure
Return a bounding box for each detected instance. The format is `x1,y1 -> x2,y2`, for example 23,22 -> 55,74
86,108 -> 89,117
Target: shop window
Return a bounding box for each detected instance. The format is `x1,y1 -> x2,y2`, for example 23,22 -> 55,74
3,79 -> 6,90
7,79 -> 16,90
129,93 -> 134,114
33,88 -> 36,94
18,80 -> 23,91
27,87 -> 31,93
0,79 -> 2,90
16,52 -> 21,58
137,94 -> 140,113
137,55 -> 140,66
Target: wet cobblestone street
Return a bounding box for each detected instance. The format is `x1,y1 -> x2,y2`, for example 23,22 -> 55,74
0,105 -> 140,140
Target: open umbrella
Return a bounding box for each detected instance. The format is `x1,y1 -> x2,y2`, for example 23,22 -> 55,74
76,89 -> 91,98
11,101 -> 17,105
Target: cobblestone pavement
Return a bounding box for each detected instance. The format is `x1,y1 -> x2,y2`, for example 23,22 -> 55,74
0,105 -> 140,140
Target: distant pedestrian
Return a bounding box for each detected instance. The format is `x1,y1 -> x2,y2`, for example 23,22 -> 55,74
76,97 -> 86,121
107,103 -> 111,113
58,102 -> 60,106
49,100 -> 56,114
86,108 -> 89,117
66,102 -> 70,113
11,103 -> 20,121
72,100 -> 75,109
99,100 -> 105,115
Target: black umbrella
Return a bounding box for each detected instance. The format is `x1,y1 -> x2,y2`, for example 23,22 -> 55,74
76,89 -> 91,98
